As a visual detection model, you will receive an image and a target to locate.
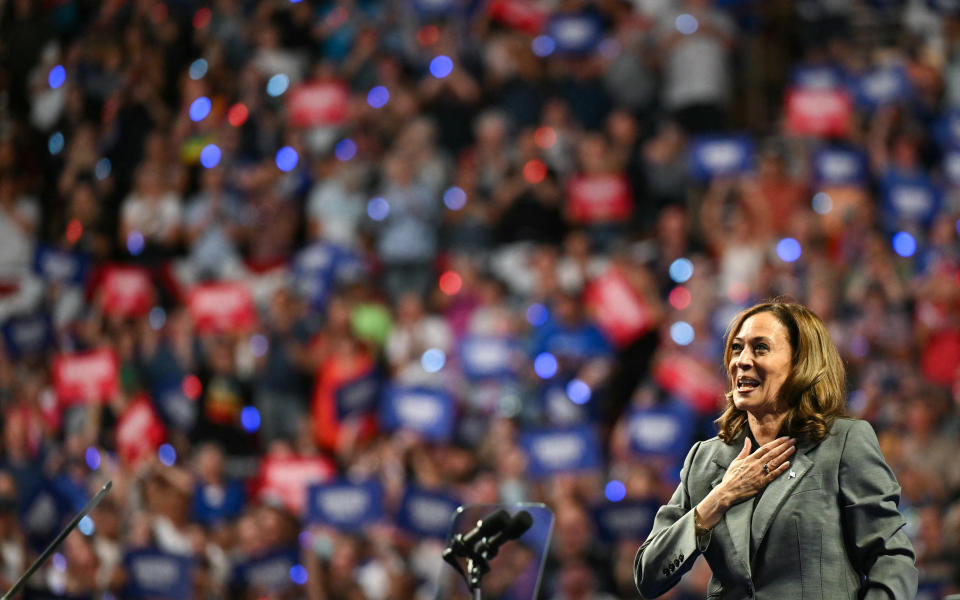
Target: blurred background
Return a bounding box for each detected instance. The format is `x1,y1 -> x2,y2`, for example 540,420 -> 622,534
0,0 -> 959,598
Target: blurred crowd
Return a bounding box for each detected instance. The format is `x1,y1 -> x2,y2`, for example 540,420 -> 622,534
0,0 -> 959,598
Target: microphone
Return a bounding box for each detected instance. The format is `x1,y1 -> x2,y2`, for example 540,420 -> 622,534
443,509 -> 511,562
481,510 -> 533,559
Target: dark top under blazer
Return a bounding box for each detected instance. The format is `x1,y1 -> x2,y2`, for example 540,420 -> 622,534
634,418 -> 918,599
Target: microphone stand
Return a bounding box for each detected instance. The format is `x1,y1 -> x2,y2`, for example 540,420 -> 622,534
2,480 -> 112,600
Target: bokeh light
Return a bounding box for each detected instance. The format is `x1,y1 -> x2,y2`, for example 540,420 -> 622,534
534,352 -> 558,379
670,321 -> 695,346
892,231 -> 916,257
443,186 -> 467,210
668,286 -> 692,310
95,158 -> 111,180
367,86 -> 390,108
335,138 -> 357,162
85,447 -> 101,470
523,159 -> 547,184
250,334 -> 269,357
193,7 -> 211,28
127,230 -> 145,256
534,127 -> 557,149
158,444 -> 177,466
189,96 -> 212,122
421,348 -> 446,373
267,73 -> 290,97
53,553 -> 67,573
566,379 -> 591,405
429,55 -> 454,78
812,192 -> 833,215
48,132 -> 65,156
275,146 -> 299,172
439,271 -> 462,295
367,197 -> 390,221
668,258 -> 694,283
676,14 -> 699,34
776,238 -> 802,262
66,219 -> 83,244
182,375 -> 202,400
200,144 -> 221,168
228,103 -> 249,127
290,565 -> 308,585
149,306 -> 166,331
189,58 -> 208,80
78,516 -> 95,536
241,406 -> 261,433
605,480 -> 627,502
531,35 -> 556,57
49,65 -> 66,89
526,303 -> 549,327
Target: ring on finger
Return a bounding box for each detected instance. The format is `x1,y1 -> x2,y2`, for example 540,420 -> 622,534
763,463 -> 769,475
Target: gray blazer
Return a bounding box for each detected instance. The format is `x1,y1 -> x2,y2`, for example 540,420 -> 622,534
634,418 -> 918,599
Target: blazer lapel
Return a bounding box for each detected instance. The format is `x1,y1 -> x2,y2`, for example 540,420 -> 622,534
710,442 -> 752,580
749,442 -> 816,555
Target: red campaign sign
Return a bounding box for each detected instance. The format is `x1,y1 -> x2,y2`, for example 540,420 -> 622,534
784,88 -> 852,138
288,81 -> 350,128
115,395 -> 166,467
583,268 -> 654,348
487,0 -> 548,34
254,456 -> 336,516
567,173 -> 633,224
653,352 -> 726,414
53,349 -> 119,406
100,265 -> 154,318
187,281 -> 257,334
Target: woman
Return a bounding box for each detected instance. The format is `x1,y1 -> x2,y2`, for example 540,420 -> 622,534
634,301 -> 917,599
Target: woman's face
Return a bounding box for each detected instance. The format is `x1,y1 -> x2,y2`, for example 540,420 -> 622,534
728,311 -> 793,417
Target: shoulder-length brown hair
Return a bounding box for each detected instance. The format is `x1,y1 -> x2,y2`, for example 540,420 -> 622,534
716,301 -> 847,444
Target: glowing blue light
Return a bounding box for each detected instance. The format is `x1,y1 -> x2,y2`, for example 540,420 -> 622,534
250,334 -> 269,357
367,197 -> 390,221
605,480 -> 627,502
668,258 -> 694,283
421,348 -> 446,373
290,564 -> 308,585
266,73 -> 290,97
241,406 -> 261,433
85,447 -> 101,470
78,515 -> 95,536
429,55 -> 454,78
149,307 -> 166,331
189,58 -> 208,80
670,321 -> 695,346
158,443 -> 177,466
127,230 -> 145,256
275,146 -> 299,172
676,13 -> 699,34
812,192 -> 832,215
189,96 -> 212,122
566,379 -> 591,405
335,138 -> 357,162
443,186 -> 467,210
892,231 -> 916,257
95,158 -> 111,180
526,303 -> 549,327
534,352 -> 558,379
367,86 -> 390,108
777,238 -> 802,262
48,132 -> 65,156
531,35 -> 556,57
200,144 -> 221,168
49,65 -> 66,89
53,553 -> 66,572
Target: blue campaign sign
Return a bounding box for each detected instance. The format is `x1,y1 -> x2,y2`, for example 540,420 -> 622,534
854,65 -> 912,110
19,479 -> 69,550
790,64 -> 845,90
233,548 -> 299,594
305,480 -> 383,531
626,402 -> 695,459
293,242 -> 339,309
541,382 -> 592,427
521,425 -> 602,478
334,370 -> 381,420
381,386 -> 456,442
881,172 -> 941,229
33,244 -> 88,286
2,311 -> 54,359
812,146 -> 868,187
124,549 -> 194,599
395,486 -> 460,539
460,335 -> 522,380
413,0 -> 460,16
546,13 -> 604,54
689,135 -> 754,181
593,499 -> 660,541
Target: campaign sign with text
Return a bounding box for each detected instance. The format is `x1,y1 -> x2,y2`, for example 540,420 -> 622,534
593,499 -> 660,541
790,64 -> 846,90
854,65 -> 912,110
487,0 -> 548,34
115,394 -> 167,467
305,480 -> 383,531
583,267 -> 654,349
395,486 -> 460,539
288,81 -> 349,128
99,265 -> 154,318
460,335 -> 522,380
566,173 -> 633,224
123,549 -> 194,599
784,88 -> 852,138
380,386 -> 455,442
293,242 -> 338,310
334,370 -> 381,420
689,135 -> 754,181
652,352 -> 726,414
546,13 -> 603,54
20,479 -> 68,550
33,244 -> 88,286
626,403 -> 695,459
2,311 -> 53,359
187,281 -> 257,334
881,172 -> 941,229
255,456 -> 336,515
521,425 -> 602,478
53,348 -> 119,406
812,146 -> 868,187
233,548 -> 299,594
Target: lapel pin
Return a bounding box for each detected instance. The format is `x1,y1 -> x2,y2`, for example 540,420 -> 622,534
788,470 -> 796,479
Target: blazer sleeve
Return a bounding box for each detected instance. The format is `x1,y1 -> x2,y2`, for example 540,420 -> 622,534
838,419 -> 918,600
634,440 -> 711,600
